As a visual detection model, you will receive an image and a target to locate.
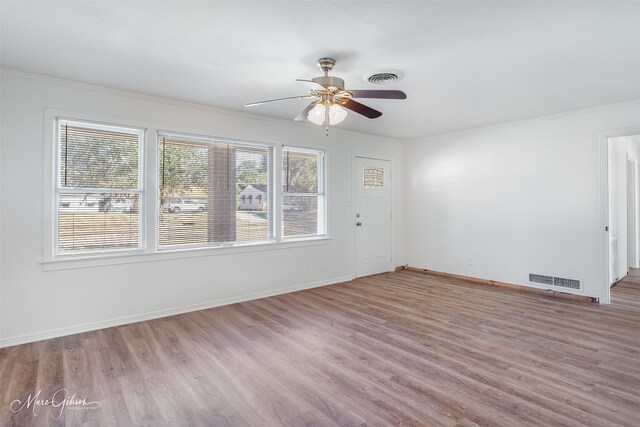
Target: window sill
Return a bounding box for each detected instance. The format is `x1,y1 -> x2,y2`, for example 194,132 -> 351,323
41,236 -> 332,271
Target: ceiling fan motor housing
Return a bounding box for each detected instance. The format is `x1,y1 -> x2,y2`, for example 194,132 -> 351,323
312,76 -> 345,91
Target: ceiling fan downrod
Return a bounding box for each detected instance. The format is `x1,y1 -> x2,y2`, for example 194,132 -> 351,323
313,58 -> 345,92
324,100 -> 330,136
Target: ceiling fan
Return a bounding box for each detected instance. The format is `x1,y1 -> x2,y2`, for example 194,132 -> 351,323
245,58 -> 407,135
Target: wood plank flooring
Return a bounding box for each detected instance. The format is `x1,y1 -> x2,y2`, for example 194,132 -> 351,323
1,270 -> 639,426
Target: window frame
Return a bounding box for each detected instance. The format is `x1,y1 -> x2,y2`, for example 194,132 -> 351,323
156,130 -> 276,250
42,110 -> 330,269
281,146 -> 327,240
53,118 -> 146,258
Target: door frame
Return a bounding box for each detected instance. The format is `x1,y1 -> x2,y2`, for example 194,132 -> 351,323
352,153 -> 393,279
627,157 -> 637,270
598,126 -> 640,304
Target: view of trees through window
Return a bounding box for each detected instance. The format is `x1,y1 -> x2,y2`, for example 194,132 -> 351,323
283,148 -> 324,237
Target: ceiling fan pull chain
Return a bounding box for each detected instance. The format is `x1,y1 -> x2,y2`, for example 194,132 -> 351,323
325,101 -> 330,136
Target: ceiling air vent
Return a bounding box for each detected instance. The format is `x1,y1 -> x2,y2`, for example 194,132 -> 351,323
367,72 -> 399,85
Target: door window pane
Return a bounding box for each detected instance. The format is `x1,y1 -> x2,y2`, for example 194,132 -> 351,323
363,167 -> 384,189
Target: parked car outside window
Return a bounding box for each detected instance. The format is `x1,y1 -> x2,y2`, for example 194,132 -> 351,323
166,199 -> 206,213
108,198 -> 134,213
283,204 -> 303,211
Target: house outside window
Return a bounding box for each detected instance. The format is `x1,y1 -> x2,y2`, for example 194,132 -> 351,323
238,184 -> 267,211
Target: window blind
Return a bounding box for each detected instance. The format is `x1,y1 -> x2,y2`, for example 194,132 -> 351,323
158,133 -> 273,247
57,120 -> 143,254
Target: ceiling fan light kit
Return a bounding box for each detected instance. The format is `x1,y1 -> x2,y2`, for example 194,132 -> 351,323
307,101 -> 348,127
329,103 -> 348,125
246,58 -> 407,136
307,103 -> 326,125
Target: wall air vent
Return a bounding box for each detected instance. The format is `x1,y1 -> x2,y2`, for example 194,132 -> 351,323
553,277 -> 580,289
529,273 -> 581,290
529,274 -> 553,285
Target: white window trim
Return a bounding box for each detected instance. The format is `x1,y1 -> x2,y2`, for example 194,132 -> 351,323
43,110 -> 150,261
54,118 -> 146,257
40,237 -> 331,271
156,130 -> 277,249
42,109 -> 330,270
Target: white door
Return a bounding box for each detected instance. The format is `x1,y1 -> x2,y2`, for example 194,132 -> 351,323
355,157 -> 391,277
610,235 -> 618,284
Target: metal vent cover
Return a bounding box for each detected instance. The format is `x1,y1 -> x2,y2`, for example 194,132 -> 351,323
529,274 -> 553,285
367,72 -> 399,85
529,273 -> 581,290
553,277 -> 580,289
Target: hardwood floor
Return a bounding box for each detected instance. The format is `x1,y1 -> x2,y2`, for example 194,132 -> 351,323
1,270 -> 639,426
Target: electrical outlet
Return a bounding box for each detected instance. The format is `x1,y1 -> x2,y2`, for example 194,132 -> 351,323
467,256 -> 472,265
304,262 -> 310,272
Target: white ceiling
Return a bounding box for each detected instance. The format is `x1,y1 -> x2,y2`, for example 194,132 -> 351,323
2,1 -> 640,140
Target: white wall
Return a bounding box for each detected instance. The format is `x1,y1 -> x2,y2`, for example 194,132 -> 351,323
404,100 -> 640,299
0,70 -> 405,347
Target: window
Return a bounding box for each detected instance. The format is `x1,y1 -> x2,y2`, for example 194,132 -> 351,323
158,132 -> 273,248
47,115 -> 327,265
56,119 -> 144,255
363,167 -> 384,189
282,147 -> 326,238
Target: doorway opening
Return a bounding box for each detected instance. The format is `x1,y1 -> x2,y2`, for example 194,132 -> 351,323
606,134 -> 640,298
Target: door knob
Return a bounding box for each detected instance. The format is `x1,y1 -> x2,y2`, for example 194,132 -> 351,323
356,222 -> 362,226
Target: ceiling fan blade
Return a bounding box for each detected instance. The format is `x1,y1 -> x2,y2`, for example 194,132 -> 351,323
245,95 -> 312,107
348,90 -> 407,99
296,79 -> 325,89
341,99 -> 382,119
294,102 -> 317,121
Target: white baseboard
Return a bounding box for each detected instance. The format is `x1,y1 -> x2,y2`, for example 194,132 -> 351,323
0,275 -> 353,348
